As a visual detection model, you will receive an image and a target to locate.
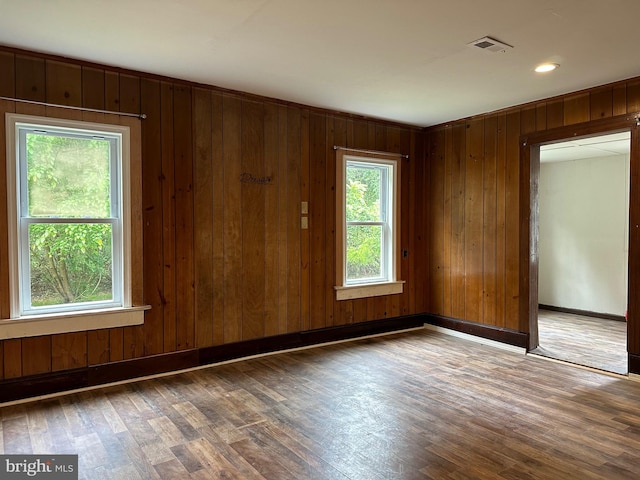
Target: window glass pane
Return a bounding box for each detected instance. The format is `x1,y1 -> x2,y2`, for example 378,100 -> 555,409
346,224 -> 382,282
26,133 -> 111,217
29,223 -> 113,307
346,163 -> 381,222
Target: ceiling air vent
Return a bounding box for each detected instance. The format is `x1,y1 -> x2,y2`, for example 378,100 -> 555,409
467,36 -> 513,53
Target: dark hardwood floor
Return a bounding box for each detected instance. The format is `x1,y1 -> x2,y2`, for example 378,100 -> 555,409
531,309 -> 628,375
3,327 -> 640,479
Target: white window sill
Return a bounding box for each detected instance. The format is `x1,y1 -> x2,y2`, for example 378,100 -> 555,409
0,305 -> 150,340
335,281 -> 405,301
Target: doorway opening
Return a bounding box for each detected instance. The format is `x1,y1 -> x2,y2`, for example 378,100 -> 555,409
529,132 -> 630,374
522,116 -> 640,376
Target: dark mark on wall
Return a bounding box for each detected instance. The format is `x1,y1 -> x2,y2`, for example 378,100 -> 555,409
240,173 -> 273,184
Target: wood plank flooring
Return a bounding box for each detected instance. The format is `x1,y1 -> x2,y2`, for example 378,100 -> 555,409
532,309 -> 627,375
3,328 -> 640,479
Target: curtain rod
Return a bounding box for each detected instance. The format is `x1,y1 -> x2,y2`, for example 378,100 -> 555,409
0,96 -> 146,119
333,145 -> 408,159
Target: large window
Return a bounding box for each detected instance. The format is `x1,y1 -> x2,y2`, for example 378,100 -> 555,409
335,150 -> 404,300
2,113 -> 145,338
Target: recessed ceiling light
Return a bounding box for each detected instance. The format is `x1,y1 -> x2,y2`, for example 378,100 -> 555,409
535,63 -> 559,73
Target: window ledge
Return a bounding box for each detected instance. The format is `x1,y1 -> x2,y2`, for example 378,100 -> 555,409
0,305 -> 150,340
335,281 -> 405,301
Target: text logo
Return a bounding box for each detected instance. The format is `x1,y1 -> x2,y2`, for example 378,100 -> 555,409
0,455 -> 77,479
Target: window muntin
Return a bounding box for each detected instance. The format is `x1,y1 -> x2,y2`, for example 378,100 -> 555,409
14,122 -> 124,315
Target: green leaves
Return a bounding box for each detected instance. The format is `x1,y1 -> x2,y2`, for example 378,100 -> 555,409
24,131 -> 114,307
29,223 -> 113,306
345,163 -> 384,281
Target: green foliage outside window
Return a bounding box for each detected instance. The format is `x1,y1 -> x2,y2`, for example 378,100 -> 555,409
25,133 -> 114,306
345,164 -> 383,281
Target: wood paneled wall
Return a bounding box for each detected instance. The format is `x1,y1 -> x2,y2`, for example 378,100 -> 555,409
0,48 -> 424,381
425,80 -> 640,347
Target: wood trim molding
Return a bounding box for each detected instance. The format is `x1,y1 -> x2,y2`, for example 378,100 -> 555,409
0,314 -> 427,404
629,353 -> 640,375
424,314 -> 528,349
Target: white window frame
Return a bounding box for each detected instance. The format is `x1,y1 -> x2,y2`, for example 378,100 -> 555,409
1,113 -> 146,339
335,150 -> 404,301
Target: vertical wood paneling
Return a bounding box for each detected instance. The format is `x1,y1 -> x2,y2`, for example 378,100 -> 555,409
277,105 -> 289,334
627,79 -> 640,113
450,124 -> 466,319
464,120 -> 484,323
483,115 -> 498,326
141,78 -> 164,354
590,87 -> 613,119
223,95 -> 243,343
193,88 -> 214,347
535,103 -> 547,132
0,51 -> 16,97
521,106 -> 537,135
241,100 -> 266,340
211,93 -> 225,345
495,114 -> 507,328
399,128 -> 413,316
109,330 -> 124,362
563,93 -> 590,125
429,129 -> 445,315
119,74 -> 141,114
309,113 -> 326,330
263,102 -> 280,337
3,339 -> 22,379
1,46 -> 429,386
15,55 -> 45,101
546,99 -> 564,129
81,67 -> 105,110
105,71 -> 119,113
161,82 -> 177,352
326,116 -> 340,327
21,337 -> 51,376
51,333 -> 87,371
613,84 -> 627,115
504,111 -> 521,331
286,107 -> 302,332
414,130 -> 428,314
87,330 -> 110,365
173,86 -> 195,350
45,60 -> 82,106
300,110 -> 310,331
442,127 -> 453,317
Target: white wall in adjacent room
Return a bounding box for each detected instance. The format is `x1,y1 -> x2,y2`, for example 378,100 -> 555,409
538,154 -> 629,316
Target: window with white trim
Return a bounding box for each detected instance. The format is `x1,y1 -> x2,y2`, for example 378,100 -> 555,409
2,113 -> 146,338
335,150 -> 404,300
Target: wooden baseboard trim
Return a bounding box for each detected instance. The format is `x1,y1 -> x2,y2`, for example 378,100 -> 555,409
539,304 -> 626,322
628,353 -> 640,375
424,314 -> 528,349
0,315 -> 427,404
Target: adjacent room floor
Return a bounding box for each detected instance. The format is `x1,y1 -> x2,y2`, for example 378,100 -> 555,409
531,309 -> 628,375
2,327 -> 640,479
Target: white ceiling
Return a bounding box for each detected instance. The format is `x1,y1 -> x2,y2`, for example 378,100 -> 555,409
1,0 -> 640,127
540,132 -> 630,163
